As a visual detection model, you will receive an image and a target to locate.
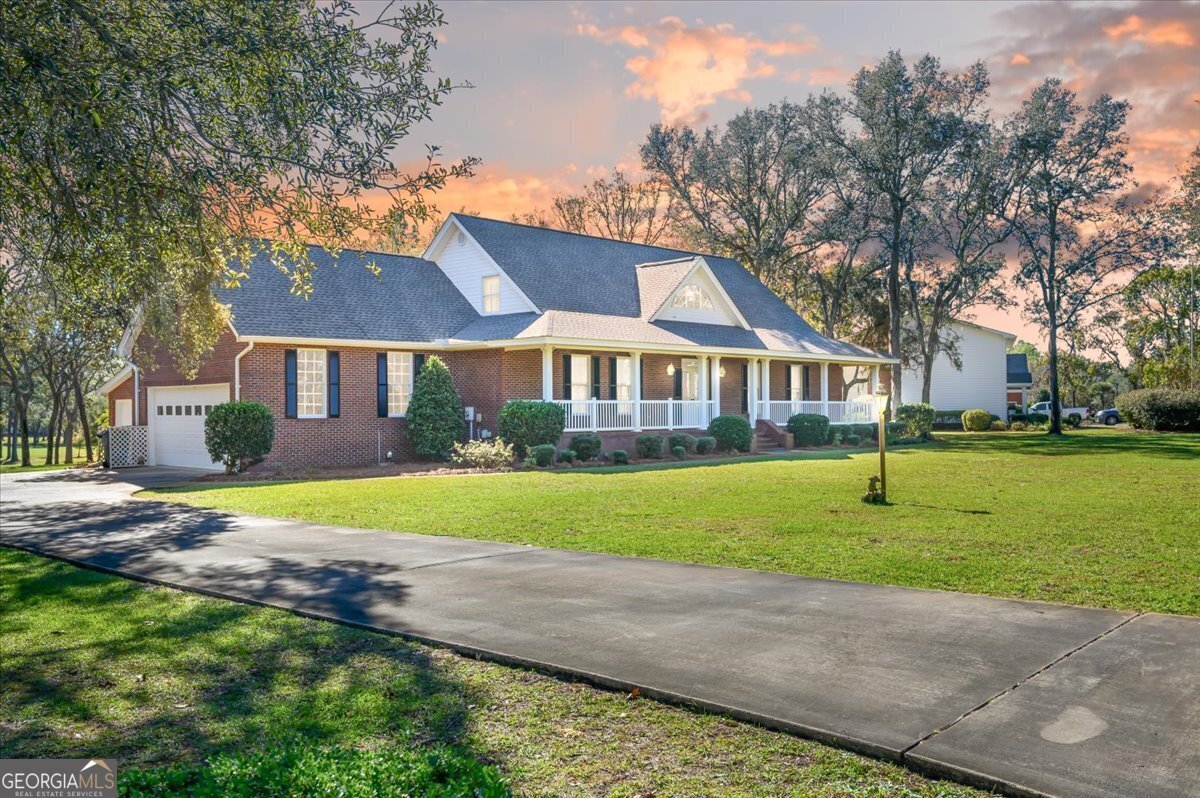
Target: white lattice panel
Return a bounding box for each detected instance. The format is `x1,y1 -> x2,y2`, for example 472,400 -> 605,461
107,425 -> 149,467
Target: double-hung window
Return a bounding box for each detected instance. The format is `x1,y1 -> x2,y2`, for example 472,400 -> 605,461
296,349 -> 327,418
387,352 -> 414,416
482,275 -> 501,313
788,364 -> 804,402
569,354 -> 590,402
614,357 -> 633,412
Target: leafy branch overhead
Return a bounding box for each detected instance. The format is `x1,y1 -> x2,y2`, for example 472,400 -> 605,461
1,0 -> 477,370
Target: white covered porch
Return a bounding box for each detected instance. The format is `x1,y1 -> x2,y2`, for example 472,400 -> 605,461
524,346 -> 883,434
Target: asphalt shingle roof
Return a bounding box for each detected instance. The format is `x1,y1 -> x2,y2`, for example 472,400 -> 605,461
216,245 -> 478,342
1007,353 -> 1034,384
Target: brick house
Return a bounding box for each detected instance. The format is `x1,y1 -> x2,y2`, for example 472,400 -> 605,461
100,215 -> 895,469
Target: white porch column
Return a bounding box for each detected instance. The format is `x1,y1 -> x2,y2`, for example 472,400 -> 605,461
761,359 -> 771,418
699,355 -> 710,413
541,346 -> 554,401
631,351 -> 642,432
748,358 -> 759,424
820,362 -> 830,417
710,356 -> 721,422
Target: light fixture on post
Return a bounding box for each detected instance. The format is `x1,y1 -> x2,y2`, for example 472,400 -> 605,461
666,363 -> 676,376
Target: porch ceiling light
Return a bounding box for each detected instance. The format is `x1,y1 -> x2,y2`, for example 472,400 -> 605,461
666,363 -> 676,376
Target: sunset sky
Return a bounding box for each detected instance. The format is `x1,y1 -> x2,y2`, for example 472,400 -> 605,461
389,0 -> 1199,346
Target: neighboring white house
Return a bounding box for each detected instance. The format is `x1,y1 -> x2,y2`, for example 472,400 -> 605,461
899,320 -> 1015,417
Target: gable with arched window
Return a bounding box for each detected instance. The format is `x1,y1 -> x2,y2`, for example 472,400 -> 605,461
671,284 -> 714,311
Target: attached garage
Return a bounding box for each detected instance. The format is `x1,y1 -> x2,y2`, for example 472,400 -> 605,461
149,384 -> 230,469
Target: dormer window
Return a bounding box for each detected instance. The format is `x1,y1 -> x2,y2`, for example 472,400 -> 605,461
482,275 -> 500,313
672,284 -> 713,311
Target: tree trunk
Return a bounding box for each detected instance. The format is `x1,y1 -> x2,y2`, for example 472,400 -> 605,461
1046,214 -> 1063,436
44,397 -> 59,465
888,206 -> 904,417
921,354 -> 934,404
74,376 -> 93,463
17,399 -> 31,467
63,410 -> 75,464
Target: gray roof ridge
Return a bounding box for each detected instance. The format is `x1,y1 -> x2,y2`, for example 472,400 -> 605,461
450,213 -> 729,262
636,256 -> 699,269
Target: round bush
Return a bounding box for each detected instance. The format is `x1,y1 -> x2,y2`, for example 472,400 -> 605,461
1116,389 -> 1200,432
406,355 -> 465,459
204,401 -> 275,474
961,409 -> 993,432
708,415 -> 753,452
611,449 -> 629,465
570,433 -> 603,461
844,433 -> 861,446
787,413 -> 829,446
557,448 -> 576,464
895,403 -> 935,439
497,401 -> 566,457
990,420 -> 1008,431
529,443 -> 556,467
450,438 -> 515,470
671,444 -> 687,459
635,434 -> 664,459
668,432 -> 697,453
695,436 -> 716,455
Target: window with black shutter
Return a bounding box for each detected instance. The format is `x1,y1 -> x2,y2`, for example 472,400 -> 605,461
284,349 -> 297,419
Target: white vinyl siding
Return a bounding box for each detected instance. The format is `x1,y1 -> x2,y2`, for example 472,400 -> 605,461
387,352 -> 414,416
297,349 -> 326,418
900,322 -> 1011,417
429,223 -> 535,315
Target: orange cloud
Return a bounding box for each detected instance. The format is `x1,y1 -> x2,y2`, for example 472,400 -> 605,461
1009,52 -> 1031,66
578,16 -> 817,124
1104,14 -> 1196,47
803,66 -> 849,86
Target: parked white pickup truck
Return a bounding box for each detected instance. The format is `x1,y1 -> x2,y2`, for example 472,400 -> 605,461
1029,401 -> 1090,423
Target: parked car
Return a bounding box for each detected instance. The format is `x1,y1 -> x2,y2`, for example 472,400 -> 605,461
1029,401 -> 1090,424
1095,408 -> 1122,426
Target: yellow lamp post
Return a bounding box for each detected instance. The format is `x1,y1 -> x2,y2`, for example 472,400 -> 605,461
874,387 -> 890,501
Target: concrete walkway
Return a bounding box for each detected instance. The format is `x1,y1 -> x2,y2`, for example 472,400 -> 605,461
2,467 -> 1197,798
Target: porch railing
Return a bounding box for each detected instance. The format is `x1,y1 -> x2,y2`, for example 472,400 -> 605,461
551,399 -> 714,433
756,400 -> 875,425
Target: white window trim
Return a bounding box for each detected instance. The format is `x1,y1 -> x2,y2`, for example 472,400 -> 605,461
672,284 -> 714,311
387,351 -> 415,417
569,354 -> 590,402
789,364 -> 803,401
681,358 -> 701,401
297,348 -> 327,419
482,275 -> 501,314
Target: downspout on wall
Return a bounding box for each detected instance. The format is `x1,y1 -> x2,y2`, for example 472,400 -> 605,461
234,341 -> 254,400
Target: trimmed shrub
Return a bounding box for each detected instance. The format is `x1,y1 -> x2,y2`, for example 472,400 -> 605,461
844,433 -> 861,446
611,449 -> 629,465
204,401 -> 275,474
708,415 -> 753,452
990,420 -> 1008,431
570,433 -> 603,461
671,444 -> 687,459
529,444 -> 556,467
668,432 -> 698,453
695,436 -> 716,455
406,355 -> 465,459
557,448 -> 576,464
1009,420 -> 1030,431
787,413 -> 829,446
497,400 -> 566,456
1116,389 -> 1200,432
635,434 -> 664,459
1008,412 -> 1049,425
896,403 -> 935,439
450,438 -> 515,470
962,409 -> 993,432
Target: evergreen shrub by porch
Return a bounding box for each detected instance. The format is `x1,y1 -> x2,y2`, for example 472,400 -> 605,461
611,449 -> 629,465
695,436 -> 716,454
557,448 -> 576,464
671,445 -> 687,459
844,433 -> 861,446
407,356 -> 465,459
569,433 -> 603,461
1009,412 -> 1049,425
497,400 -> 566,456
635,434 -> 664,459
961,409 -> 993,432
786,413 -> 829,446
1116,389 -> 1200,432
529,444 -> 556,467
204,401 -> 275,474
896,403 -> 935,439
708,415 -> 753,452
668,432 -> 697,453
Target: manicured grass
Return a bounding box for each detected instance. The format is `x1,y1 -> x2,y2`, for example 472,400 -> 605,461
149,429 -> 1200,615
0,550 -> 981,797
0,442 -> 90,473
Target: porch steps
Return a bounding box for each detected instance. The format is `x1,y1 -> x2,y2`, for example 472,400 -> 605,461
752,420 -> 792,453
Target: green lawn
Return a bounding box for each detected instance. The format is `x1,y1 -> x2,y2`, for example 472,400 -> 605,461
0,550 -> 980,797
149,429 -> 1200,615
0,442 -> 90,473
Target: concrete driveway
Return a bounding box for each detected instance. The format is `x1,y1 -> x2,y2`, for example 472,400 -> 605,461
2,467 -> 1197,798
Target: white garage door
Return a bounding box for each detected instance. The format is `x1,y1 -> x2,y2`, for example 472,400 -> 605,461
151,384 -> 230,469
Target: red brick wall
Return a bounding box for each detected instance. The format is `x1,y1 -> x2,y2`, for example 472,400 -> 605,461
720,358 -> 748,415
107,376 -> 134,425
